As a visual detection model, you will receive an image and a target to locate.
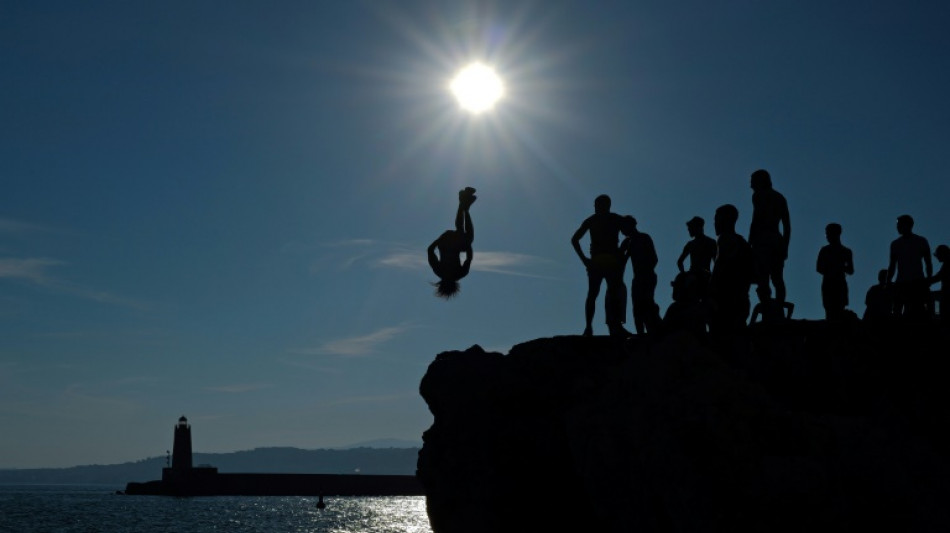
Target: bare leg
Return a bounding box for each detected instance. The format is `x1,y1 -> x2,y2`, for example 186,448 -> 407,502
463,208 -> 473,244
455,190 -> 475,243
585,277 -> 599,336
455,204 -> 464,233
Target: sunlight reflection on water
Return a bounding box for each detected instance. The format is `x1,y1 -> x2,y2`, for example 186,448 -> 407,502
0,486 -> 432,533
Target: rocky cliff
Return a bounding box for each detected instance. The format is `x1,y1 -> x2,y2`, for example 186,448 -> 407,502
417,321 -> 950,533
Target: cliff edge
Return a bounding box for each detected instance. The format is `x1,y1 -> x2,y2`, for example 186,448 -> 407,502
417,321 -> 950,533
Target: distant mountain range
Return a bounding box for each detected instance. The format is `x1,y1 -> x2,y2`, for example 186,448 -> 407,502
0,445 -> 421,486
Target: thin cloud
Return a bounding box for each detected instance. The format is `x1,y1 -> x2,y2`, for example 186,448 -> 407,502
204,383 -> 273,393
301,239 -> 403,273
324,239 -> 378,247
277,358 -> 345,373
378,249 -> 559,279
0,257 -> 147,310
469,251 -> 559,278
299,325 -> 411,356
327,392 -> 415,406
0,258 -> 61,283
0,218 -> 50,235
378,251 -> 427,270
298,239 -> 560,279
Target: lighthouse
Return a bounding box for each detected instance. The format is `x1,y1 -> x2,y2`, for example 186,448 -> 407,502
171,415 -> 193,470
159,415 -> 218,493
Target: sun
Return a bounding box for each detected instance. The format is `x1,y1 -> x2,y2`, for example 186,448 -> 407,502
449,62 -> 505,114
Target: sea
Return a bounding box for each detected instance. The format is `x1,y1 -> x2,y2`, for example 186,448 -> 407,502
0,485 -> 433,533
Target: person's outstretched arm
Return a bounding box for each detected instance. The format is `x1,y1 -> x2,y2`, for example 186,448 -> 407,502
571,222 -> 591,268
677,243 -> 690,273
645,235 -> 658,270
428,237 -> 442,275
781,200 -> 791,257
459,242 -> 473,278
886,242 -> 897,283
924,241 -> 934,278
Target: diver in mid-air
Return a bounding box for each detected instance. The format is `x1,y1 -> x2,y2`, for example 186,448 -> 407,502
428,187 -> 476,298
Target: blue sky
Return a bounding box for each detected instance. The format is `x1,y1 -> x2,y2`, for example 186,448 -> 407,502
2,1 -> 949,468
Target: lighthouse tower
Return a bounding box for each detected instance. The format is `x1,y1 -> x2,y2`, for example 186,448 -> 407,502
171,415 -> 193,470
161,415 -> 217,492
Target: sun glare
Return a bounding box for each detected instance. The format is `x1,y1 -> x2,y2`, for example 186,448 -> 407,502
449,62 -> 504,114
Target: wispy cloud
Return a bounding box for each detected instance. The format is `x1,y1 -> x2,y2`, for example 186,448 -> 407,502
204,383 -> 273,393
288,239 -> 561,279
0,257 -> 147,309
0,258 -> 61,283
468,252 -> 559,278
327,392 -> 416,406
294,325 -> 412,356
0,218 -> 50,235
377,251 -> 427,270
378,249 -> 559,279
277,358 -> 345,373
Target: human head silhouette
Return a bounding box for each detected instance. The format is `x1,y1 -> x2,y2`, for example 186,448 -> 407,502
686,216 -> 704,237
433,279 -> 461,299
755,284 -> 772,302
714,204 -> 739,236
750,169 -> 772,191
621,215 -> 637,236
935,244 -> 950,263
594,194 -> 611,214
896,214 -> 914,235
877,269 -> 888,284
825,223 -> 842,244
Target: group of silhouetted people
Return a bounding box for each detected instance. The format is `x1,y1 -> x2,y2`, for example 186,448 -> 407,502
569,169 -> 948,338
425,175 -> 947,335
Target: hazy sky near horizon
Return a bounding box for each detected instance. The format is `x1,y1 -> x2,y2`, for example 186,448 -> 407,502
2,1 -> 949,468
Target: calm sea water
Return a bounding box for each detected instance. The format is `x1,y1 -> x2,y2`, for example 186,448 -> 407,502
0,485 -> 433,533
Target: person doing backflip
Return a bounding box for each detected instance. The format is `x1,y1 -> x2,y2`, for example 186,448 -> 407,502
428,187 -> 477,298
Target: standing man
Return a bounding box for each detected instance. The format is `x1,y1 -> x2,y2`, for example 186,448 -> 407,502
676,216 -> 717,297
887,214 -> 932,318
816,223 -> 854,320
709,204 -> 754,334
621,216 -> 661,335
572,194 -> 629,337
748,169 -> 791,303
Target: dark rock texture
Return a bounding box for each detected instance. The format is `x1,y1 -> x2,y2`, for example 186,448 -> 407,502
417,321 -> 950,533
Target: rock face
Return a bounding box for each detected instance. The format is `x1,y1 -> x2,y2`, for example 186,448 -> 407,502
417,321 -> 950,533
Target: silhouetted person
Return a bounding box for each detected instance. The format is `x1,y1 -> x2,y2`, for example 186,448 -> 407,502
621,216 -> 661,335
748,169 -> 790,303
572,194 -> 629,337
708,204 -> 754,334
664,271 -> 711,337
428,188 -> 476,298
605,272 -> 629,333
863,269 -> 893,323
750,285 -> 794,324
676,216 -> 717,298
816,223 -> 854,320
928,244 -> 949,322
887,214 -> 932,318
